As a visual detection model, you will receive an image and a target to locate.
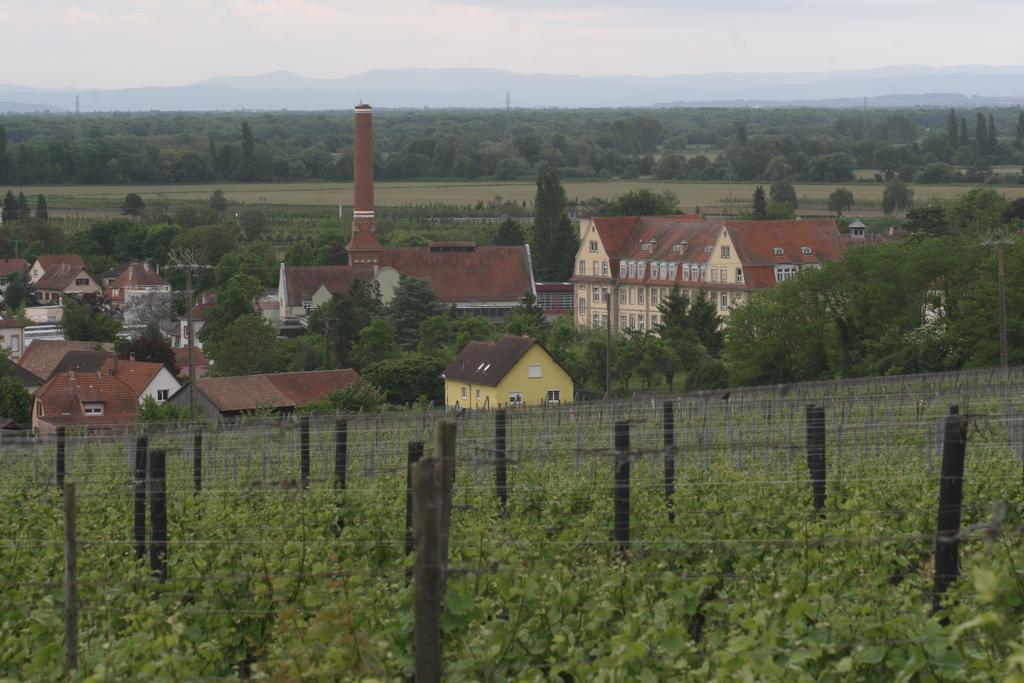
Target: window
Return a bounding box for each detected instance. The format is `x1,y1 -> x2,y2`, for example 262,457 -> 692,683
592,313 -> 600,327
651,288 -> 659,305
601,261 -> 608,276
579,260 -> 586,275
682,264 -> 689,281
601,313 -> 608,326
475,389 -> 481,400
711,268 -> 718,283
509,392 -> 523,405
720,267 -> 728,282
731,291 -> 742,305
546,390 -> 561,405
619,262 -> 627,277
37,401 -> 42,416
775,265 -> 798,282
700,265 -> 707,281
83,402 -> 104,416
801,246 -> 812,255
628,288 -> 634,305
638,288 -> 644,305
302,299 -> 313,312
651,263 -> 659,280
704,246 -> 713,254
628,314 -> 635,329
721,246 -> 730,258
628,261 -> 636,278
736,268 -> 743,283
157,389 -> 169,402
589,240 -> 598,253
592,260 -> 599,276
0,278 -> 6,287
637,262 -> 646,278
601,287 -> 608,303
720,293 -> 728,310
578,297 -> 586,313
638,314 -> 645,331
592,286 -> 600,303
528,365 -> 542,378
75,278 -> 89,286
651,314 -> 659,326
668,263 -> 678,280
773,247 -> 784,256
11,337 -> 17,352
620,314 -> 627,329
461,387 -> 468,400
619,289 -> 627,304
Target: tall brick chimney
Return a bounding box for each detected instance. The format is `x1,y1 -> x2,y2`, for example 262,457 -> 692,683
347,103 -> 382,265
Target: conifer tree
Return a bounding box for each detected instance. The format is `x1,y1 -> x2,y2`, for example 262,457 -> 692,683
752,185 -> 767,220
987,113 -> 997,153
16,192 -> 29,220
947,108 -> 958,148
2,190 -> 16,220
495,217 -> 526,246
976,112 -> 988,154
35,194 -> 48,220
959,117 -> 970,148
531,167 -> 577,281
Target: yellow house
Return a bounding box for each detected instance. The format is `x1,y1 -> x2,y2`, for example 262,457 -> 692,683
443,335 -> 574,410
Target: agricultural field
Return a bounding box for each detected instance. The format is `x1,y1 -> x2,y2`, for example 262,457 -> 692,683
2,367 -> 1023,680
18,178 -> 1024,218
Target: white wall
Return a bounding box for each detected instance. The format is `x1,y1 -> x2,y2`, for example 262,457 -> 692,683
140,367 -> 182,404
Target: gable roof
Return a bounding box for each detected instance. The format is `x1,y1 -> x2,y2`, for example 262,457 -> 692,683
0,258 -> 29,277
19,340 -> 116,380
35,255 -> 85,273
0,359 -> 43,387
34,264 -> 93,292
51,350 -> 116,376
588,215 -> 703,259
100,358 -> 168,397
108,262 -> 169,289
724,220 -> 846,267
194,369 -> 364,413
282,265 -> 375,307
381,245 -> 534,303
617,218 -> 722,264
443,335 -> 538,386
34,368 -> 140,427
173,347 -> 209,372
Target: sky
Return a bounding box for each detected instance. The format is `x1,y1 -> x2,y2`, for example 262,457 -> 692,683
3,0 -> 1024,89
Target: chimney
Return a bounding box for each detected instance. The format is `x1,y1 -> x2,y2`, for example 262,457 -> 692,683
128,263 -> 134,281
347,103 -> 382,264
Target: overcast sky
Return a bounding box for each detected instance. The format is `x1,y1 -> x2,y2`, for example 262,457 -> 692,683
4,0 -> 1023,89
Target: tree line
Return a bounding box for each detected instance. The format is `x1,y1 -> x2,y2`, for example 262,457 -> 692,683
1,106 -> 1022,186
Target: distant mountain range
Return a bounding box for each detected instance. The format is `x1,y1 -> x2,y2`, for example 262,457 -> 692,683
1,65 -> 1023,112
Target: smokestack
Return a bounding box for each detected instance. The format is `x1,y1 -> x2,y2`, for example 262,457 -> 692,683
347,103 -> 382,264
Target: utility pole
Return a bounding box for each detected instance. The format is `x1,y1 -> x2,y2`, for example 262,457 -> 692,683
167,249 -> 212,425
605,290 -> 613,400
983,234 -> 1014,370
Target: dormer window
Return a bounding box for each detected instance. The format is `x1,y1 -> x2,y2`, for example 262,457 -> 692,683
83,402 -> 104,416
704,246 -> 713,254
637,262 -> 646,278
801,246 -> 812,255
773,247 -> 785,256
668,263 -> 678,280
651,263 -> 660,279
619,262 -> 627,277
628,262 -> 636,278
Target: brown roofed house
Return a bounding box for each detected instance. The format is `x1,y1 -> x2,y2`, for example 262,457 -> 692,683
169,368 -> 364,421
31,255 -> 102,306
18,339 -> 116,380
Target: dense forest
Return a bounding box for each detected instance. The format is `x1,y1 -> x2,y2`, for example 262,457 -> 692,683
1,107 -> 1023,186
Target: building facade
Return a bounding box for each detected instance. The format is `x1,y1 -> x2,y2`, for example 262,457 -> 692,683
573,216 -> 847,334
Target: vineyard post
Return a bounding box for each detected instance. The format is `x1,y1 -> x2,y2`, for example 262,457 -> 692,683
495,408 -> 508,509
614,420 -> 630,558
663,401 -> 676,523
412,454 -> 443,683
437,419 -> 457,571
932,405 -> 967,614
805,405 -> 827,515
300,416 -> 310,490
406,441 -> 424,555
55,426 -> 66,491
133,436 -> 148,562
148,448 -> 168,582
63,482 -> 78,676
334,418 -> 348,489
193,428 -> 202,495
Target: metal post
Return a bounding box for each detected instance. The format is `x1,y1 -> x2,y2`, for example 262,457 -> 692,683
613,420 -> 630,558
933,406 -> 968,614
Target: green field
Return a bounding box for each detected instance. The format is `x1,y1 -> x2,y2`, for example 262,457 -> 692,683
18,179 -> 1024,217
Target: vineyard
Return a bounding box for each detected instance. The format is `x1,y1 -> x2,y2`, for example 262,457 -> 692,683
2,367 -> 1024,680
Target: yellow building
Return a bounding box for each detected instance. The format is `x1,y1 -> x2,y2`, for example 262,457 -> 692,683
443,335 -> 574,410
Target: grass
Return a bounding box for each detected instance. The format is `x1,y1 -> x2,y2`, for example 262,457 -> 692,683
15,178 -> 1024,218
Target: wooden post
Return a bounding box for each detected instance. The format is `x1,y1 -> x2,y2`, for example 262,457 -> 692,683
805,405 -> 826,514
495,408 -> 508,509
406,441 -> 424,555
436,420 -> 457,570
412,456 -> 443,683
148,448 -> 168,582
55,426 -> 66,491
63,482 -> 77,676
133,436 -> 148,562
663,401 -> 675,523
300,415 -> 310,490
193,429 -> 202,495
613,420 -> 630,558
334,418 -> 348,491
933,405 -> 968,614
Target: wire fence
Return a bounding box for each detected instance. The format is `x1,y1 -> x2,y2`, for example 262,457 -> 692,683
2,366 -> 1024,679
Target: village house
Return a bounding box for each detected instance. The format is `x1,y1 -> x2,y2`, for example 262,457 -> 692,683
174,292 -> 216,349
104,261 -> 171,319
18,339 -> 116,381
0,318 -> 25,361
572,216 -> 847,334
29,255 -> 102,305
0,258 -> 29,300
168,368 -> 364,422
443,335 -> 574,410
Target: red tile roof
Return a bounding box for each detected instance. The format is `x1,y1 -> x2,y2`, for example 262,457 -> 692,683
105,262 -> 169,301
444,336 -> 537,386
587,215 -> 703,261
282,265 -> 375,308
724,220 -> 846,268
34,368 -> 140,427
0,258 -> 28,277
380,245 -> 533,303
173,347 -> 209,371
100,358 -> 165,398
0,318 -> 24,329
35,255 -> 85,273
19,340 -> 116,380
34,264 -> 93,292
195,369 -> 364,413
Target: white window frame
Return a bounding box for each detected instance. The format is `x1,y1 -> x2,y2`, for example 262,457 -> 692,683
546,390 -> 561,405
461,387 -> 468,400
721,246 -> 730,258
156,389 -> 169,402
651,263 -> 659,280
589,240 -> 598,253
509,392 -> 523,405
736,268 -> 743,283
579,260 -> 586,275
83,403 -> 104,416
602,261 -> 608,276
720,293 -> 728,310
669,263 -> 678,280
